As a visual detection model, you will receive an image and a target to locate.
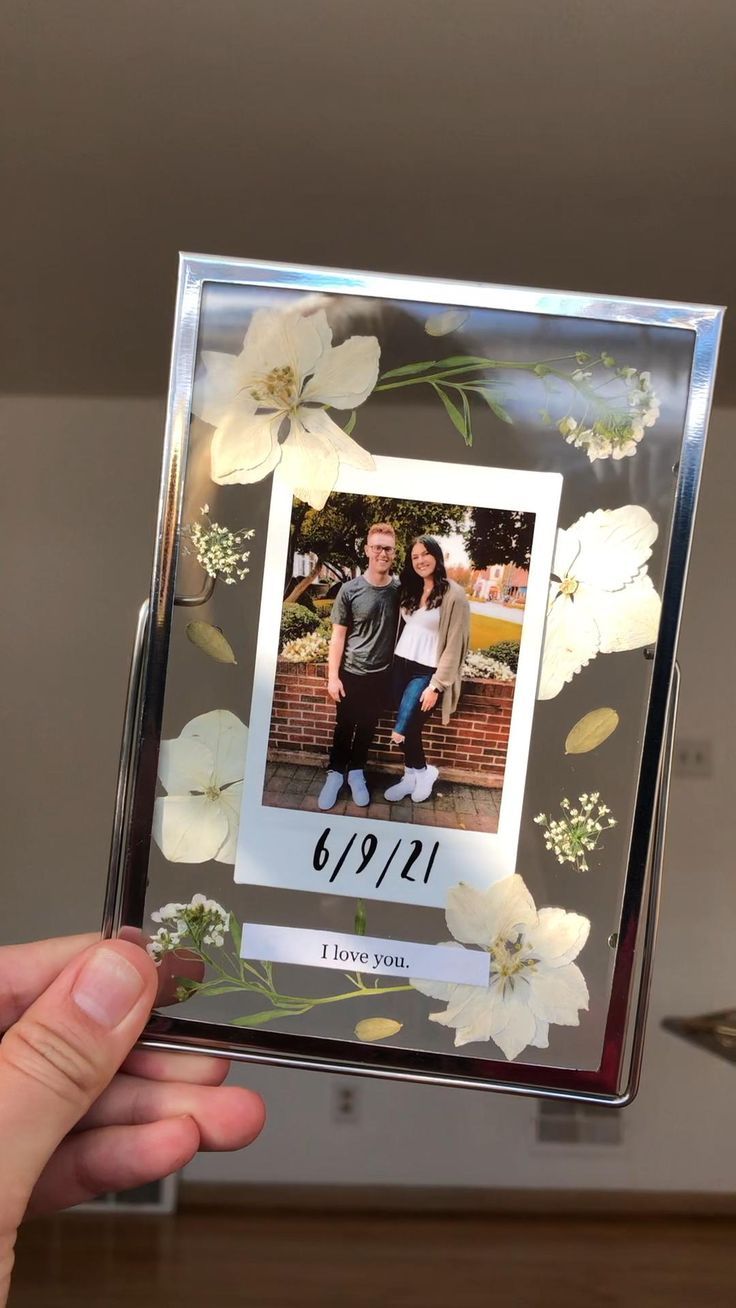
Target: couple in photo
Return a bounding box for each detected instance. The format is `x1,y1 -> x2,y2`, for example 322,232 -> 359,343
318,522 -> 470,811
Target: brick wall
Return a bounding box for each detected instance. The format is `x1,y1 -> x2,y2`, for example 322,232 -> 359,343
267,659 -> 514,788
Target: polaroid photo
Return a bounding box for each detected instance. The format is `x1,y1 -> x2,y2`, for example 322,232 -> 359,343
236,455 -> 561,909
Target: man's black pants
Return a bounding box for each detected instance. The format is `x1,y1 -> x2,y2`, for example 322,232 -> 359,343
328,669 -> 390,772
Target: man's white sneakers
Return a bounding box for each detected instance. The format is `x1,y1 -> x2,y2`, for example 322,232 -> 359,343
318,770 -> 344,810
384,768 -> 417,802
347,769 -> 370,806
411,765 -> 439,803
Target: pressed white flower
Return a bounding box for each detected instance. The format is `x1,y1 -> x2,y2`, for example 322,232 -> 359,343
411,876 -> 590,1059
152,710 -> 247,864
147,893 -> 230,961
557,366 -> 660,462
534,793 -> 617,872
538,504 -> 662,700
192,307 -> 380,509
186,510 -> 254,583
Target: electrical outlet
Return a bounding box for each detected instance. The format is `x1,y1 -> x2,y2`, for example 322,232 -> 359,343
674,737 -> 713,779
332,1082 -> 360,1124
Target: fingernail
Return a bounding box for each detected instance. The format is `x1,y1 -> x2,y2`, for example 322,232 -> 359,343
72,947 -> 147,1028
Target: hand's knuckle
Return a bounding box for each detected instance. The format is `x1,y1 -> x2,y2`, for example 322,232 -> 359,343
2,1016 -> 103,1107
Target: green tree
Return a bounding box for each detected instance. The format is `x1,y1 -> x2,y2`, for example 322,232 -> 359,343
464,508 -> 535,569
285,494 -> 467,600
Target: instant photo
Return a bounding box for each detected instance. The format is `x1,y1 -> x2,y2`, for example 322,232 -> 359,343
237,457 -> 561,908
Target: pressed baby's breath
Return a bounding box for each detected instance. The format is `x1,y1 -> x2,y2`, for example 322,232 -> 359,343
534,793 -> 617,873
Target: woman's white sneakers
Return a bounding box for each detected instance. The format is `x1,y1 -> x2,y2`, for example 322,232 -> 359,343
384,768 -> 417,802
411,765 -> 439,803
384,765 -> 439,803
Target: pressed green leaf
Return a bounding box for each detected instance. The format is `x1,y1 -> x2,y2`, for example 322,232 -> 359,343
354,898 -> 367,936
185,621 -> 237,664
233,1008 -> 307,1026
197,984 -> 254,997
228,911 -> 242,956
380,359 -> 439,379
565,707 -> 620,755
436,355 -> 497,369
468,387 -> 513,424
432,383 -> 470,444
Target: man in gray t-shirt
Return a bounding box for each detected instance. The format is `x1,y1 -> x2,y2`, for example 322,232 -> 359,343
318,524 -> 400,811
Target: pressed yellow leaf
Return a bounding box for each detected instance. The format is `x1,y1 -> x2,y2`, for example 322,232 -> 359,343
565,707 -> 619,754
185,621 -> 237,665
424,309 -> 469,337
354,1017 -> 403,1043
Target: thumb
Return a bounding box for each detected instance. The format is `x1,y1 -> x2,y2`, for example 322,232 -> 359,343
0,939 -> 157,1227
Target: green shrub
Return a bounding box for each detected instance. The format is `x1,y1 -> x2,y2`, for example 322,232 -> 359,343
279,603 -> 321,650
481,640 -> 520,673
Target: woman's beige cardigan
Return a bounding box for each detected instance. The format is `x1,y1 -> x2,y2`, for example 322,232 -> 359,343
431,579 -> 471,724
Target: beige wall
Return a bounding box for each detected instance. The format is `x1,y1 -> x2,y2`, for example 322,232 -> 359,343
2,394 -> 734,1191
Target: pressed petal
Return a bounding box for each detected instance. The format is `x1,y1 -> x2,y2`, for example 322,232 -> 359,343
238,308 -> 329,389
572,506 -> 659,590
533,907 -> 590,968
446,876 -> 536,947
192,351 -> 246,428
181,710 -> 248,787
550,525 -> 584,583
537,589 -> 601,700
210,401 -> 281,485
152,794 -> 229,863
185,706 -> 249,784
301,333 -> 380,409
529,1015 -> 550,1050
527,962 -> 589,1025
490,995 -> 538,1061
158,736 -> 214,796
215,781 -> 244,864
279,415 -> 340,510
428,986 -> 495,1046
301,405 -> 375,470
593,572 -> 662,653
410,975 -> 455,1003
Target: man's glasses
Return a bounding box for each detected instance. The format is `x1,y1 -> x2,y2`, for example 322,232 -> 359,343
368,544 -> 395,555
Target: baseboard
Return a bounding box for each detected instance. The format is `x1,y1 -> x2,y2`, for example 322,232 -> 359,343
179,1182 -> 736,1217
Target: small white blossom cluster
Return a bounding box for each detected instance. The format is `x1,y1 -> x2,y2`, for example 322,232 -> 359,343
461,651 -> 516,682
186,507 -> 255,584
534,792 -> 616,873
280,631 -> 330,663
558,365 -> 660,463
147,893 -> 230,962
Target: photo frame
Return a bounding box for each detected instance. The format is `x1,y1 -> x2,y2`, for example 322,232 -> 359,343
103,254 -> 722,1104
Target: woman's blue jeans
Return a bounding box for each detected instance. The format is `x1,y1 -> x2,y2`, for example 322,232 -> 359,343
392,656 -> 436,769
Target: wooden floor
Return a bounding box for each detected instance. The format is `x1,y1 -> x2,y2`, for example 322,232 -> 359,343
11,1209 -> 736,1307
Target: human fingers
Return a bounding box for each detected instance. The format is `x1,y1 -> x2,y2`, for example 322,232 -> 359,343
0,935 -> 98,1031
121,1048 -> 230,1086
76,1073 -> 265,1150
27,1118 -> 201,1217
0,938 -> 157,1232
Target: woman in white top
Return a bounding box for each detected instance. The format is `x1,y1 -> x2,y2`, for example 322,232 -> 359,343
385,535 -> 470,804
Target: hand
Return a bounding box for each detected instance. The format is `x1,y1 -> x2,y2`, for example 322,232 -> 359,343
419,686 -> 440,712
0,934 -> 265,1304
327,676 -> 345,703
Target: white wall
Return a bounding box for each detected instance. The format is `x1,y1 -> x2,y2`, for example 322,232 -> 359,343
2,395 -> 735,1193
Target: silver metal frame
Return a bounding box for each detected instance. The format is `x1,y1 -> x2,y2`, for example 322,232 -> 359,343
103,254 -> 722,1104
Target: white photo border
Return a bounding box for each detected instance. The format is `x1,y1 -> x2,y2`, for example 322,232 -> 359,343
236,455 -> 562,908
